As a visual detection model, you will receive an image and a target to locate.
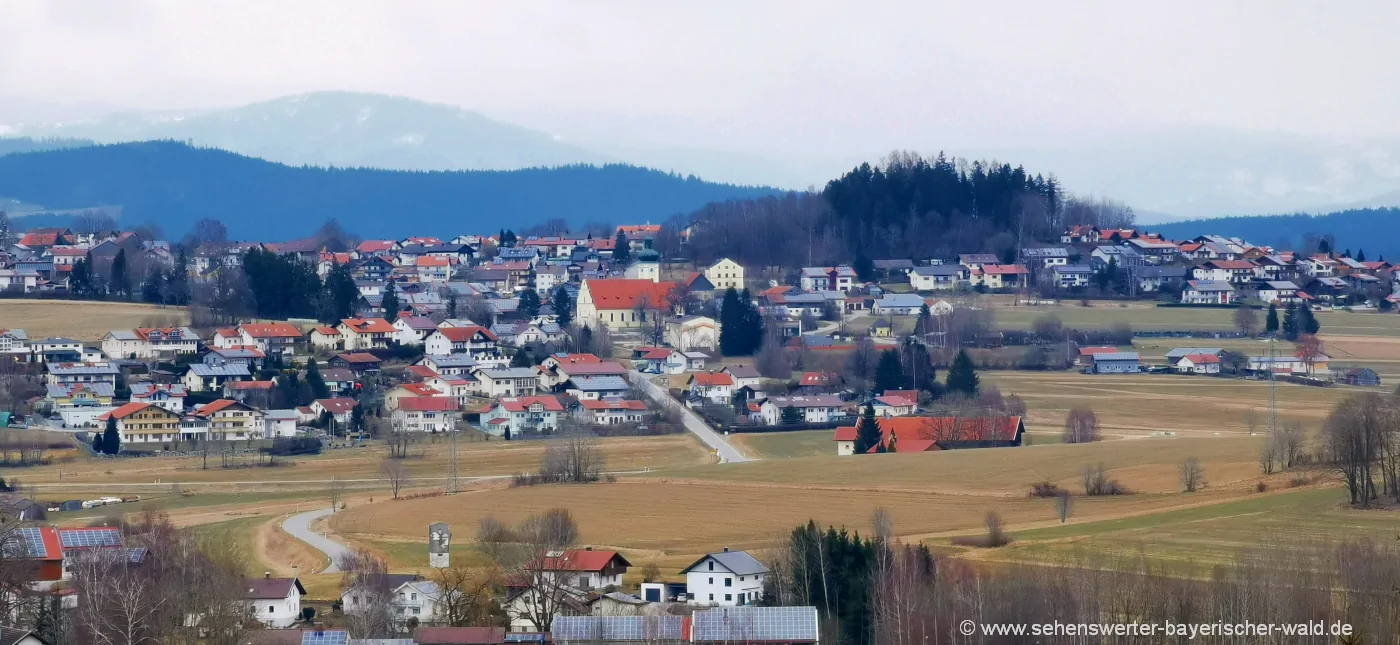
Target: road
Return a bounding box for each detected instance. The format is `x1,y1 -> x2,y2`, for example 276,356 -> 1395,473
281,508 -> 351,574
631,370 -> 754,463
25,470 -> 653,489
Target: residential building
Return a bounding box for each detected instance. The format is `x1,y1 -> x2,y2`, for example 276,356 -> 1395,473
704,258 -> 745,291
129,383 -> 187,412
424,326 -> 499,358
1020,246 -> 1070,268
833,415 -> 1025,454
337,317 -> 397,350
871,393 -> 917,417
1192,260 -> 1258,284
760,395 -> 844,425
1182,280 -> 1236,305
907,265 -> 967,291
203,346 -> 265,370
1089,352 -> 1141,374
32,338 -> 84,363
391,397 -> 459,433
330,352 -> 383,375
309,326 -> 344,351
1053,264 -> 1093,289
799,266 -> 857,292
384,382 -> 443,412
96,402 -> 182,445
1136,266 -> 1187,292
183,363 -> 250,392
0,329 -> 30,357
262,409 -> 298,438
575,278 -> 678,330
1256,281 -> 1303,305
680,549 -> 768,607
193,399 -> 264,441
578,399 -> 648,425
1091,245 -> 1144,268
100,327 -> 199,360
45,382 -> 114,410
474,367 -> 540,397
481,395 -> 565,436
972,264 -> 1030,289
957,254 -> 1000,270
45,362 -> 119,387
665,316 -> 717,351
312,397 -> 357,425
563,375 -> 631,401
722,365 -> 762,389
688,372 -> 734,404
421,353 -> 479,376
1176,354 -> 1221,375
871,293 -> 925,315
1125,238 -> 1180,263
241,575 -> 305,628
393,316 -> 439,346
234,323 -> 304,356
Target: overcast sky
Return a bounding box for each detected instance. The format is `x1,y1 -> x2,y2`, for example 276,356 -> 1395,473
2,0 -> 1396,156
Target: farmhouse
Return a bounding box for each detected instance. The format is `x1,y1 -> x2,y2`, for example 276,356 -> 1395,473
833,415 -> 1025,454
680,549 -> 769,607
241,575 -> 305,628
1175,353 -> 1221,375
704,258 -> 745,291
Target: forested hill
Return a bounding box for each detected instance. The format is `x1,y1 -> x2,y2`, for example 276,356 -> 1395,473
1153,208 -> 1400,260
0,141 -> 777,239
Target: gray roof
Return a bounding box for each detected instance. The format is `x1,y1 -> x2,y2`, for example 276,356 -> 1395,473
0,329 -> 28,340
188,363 -> 251,377
566,375 -> 629,391
1092,352 -> 1140,362
909,264 -> 965,276
1164,347 -> 1223,360
768,395 -> 843,408
47,382 -> 115,398
477,367 -> 539,380
681,549 -> 770,576
1021,246 -> 1069,257
1055,264 -> 1093,274
1263,280 -> 1300,290
692,606 -> 818,643
1137,266 -> 1186,278
724,365 -> 761,379
874,294 -> 925,308
47,363 -> 119,376
552,616 -> 685,643
1187,280 -> 1235,292
106,330 -> 140,340
264,409 -> 298,421
425,354 -> 478,368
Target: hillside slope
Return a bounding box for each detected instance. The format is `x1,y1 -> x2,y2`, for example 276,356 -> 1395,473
1152,207 -> 1400,259
0,141 -> 776,239
2,91 -> 614,171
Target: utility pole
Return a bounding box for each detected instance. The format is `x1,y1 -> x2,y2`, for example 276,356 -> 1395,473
448,422 -> 460,494
1266,335 -> 1278,436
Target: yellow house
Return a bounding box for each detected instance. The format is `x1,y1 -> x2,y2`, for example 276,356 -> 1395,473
98,402 -> 182,445
704,258 -> 746,291
46,383 -> 114,408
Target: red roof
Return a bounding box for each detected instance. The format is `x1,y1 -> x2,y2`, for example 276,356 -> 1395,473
239,322 -> 303,339
580,399 -> 647,411
414,627 -> 506,645
557,362 -> 628,377
229,380 -> 275,390
341,317 -> 396,334
495,395 -> 565,412
542,549 -> 631,572
833,416 -> 1023,452
335,352 -> 383,364
799,372 -> 833,386
616,224 -> 661,236
97,401 -> 157,421
1181,353 -> 1220,364
981,264 -> 1030,275
690,372 -> 734,387
874,394 -> 916,407
312,326 -> 340,336
416,256 -> 451,267
584,279 -> 676,310
315,398 -> 358,414
1078,346 -> 1120,357
406,365 -> 439,380
357,240 -> 396,253
193,399 -> 252,417
550,353 -> 602,364
398,396 -> 458,412
434,326 -> 498,342
398,382 -> 441,396
1207,260 -> 1256,270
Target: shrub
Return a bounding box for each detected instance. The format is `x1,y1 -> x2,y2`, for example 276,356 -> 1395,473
1255,481 -> 1269,493
1028,480 -> 1063,498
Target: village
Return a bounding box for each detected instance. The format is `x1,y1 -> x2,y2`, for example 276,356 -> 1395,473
1,219 -> 1398,645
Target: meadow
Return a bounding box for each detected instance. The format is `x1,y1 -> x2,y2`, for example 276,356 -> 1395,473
0,299 -> 189,341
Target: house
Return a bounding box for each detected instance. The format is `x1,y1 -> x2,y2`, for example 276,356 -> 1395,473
1061,224 -> 1101,244
1076,346 -> 1120,366
1336,367 -> 1381,387
391,397 -> 459,433
546,549 -> 632,590
337,317 -> 396,350
384,382 -> 443,411
796,371 -> 839,393
799,266 -> 857,292
183,363 -> 250,392
1164,347 -> 1223,363
319,367 -> 357,395
563,375 -> 631,401
665,315 -> 717,351
309,326 -> 343,351
101,327 -> 200,360
722,365 -> 762,389
492,320 -> 566,348
1048,264 -> 1092,289
312,397 -> 358,425
45,362 -> 119,387
193,399 -> 264,441
330,352 -> 383,376
972,264 -> 1030,289
1125,238 -> 1180,263
480,395 -> 565,436
235,323 -> 304,355
871,393 -> 917,417
1020,246 -> 1070,268
760,395 -> 845,425
424,326 -> 499,358
1249,353 -> 1330,377
262,409 -> 299,438
578,399 -> 648,425
575,278 -> 678,330
833,415 -> 1025,454
0,329 -> 30,358
871,293 -> 926,315
1089,352 -> 1141,374
1175,354 -> 1221,375
680,549 -> 768,607
416,255 -> 453,283
1256,281 -> 1302,305
474,367 -> 540,397
203,346 -> 265,370
1136,266 -> 1187,292
0,626 -> 48,645
1091,245 -> 1144,268
97,402 -> 183,445
957,254 -> 1000,270
241,575 -> 305,628
1182,280 -> 1236,305
393,316 -> 440,346
1192,260 -> 1258,284
129,383 -> 186,412
421,353 -> 479,376
634,347 -> 687,375
704,258 -> 745,291
907,265 -> 967,291
45,382 -> 114,409
33,338 -> 85,364
688,372 -> 734,404
549,360 -> 629,388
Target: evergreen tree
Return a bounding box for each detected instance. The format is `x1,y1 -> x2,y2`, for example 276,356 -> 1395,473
886,433 -> 898,453
852,251 -> 875,283
447,293 -> 459,318
1281,302 -> 1300,341
874,440 -> 887,453
520,289 -> 542,318
503,426 -> 512,441
1357,248 -> 1366,262
322,263 -> 360,323
552,286 -> 573,328
914,303 -> 932,337
168,247 -> 191,305
92,432 -> 104,453
719,288 -> 746,356
1264,302 -> 1279,334
102,415 -> 121,455
872,349 -> 904,394
613,230 -> 631,264
306,360 -> 331,400
1301,304 -> 1320,334
781,405 -> 801,423
945,349 -> 980,396
1343,248 -> 1352,258
381,280 -> 401,319
853,403 -> 883,455
737,288 -> 764,354
501,229 -> 517,247
140,265 -> 164,303
1318,238 -> 1331,254
69,256 -> 94,296
351,404 -> 364,432
110,248 -> 129,299
511,348 -> 534,368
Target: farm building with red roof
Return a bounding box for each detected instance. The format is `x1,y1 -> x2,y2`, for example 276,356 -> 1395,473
833,416 -> 1024,455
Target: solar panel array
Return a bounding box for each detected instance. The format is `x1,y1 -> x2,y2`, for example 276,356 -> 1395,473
12,527 -> 47,558
552,616 -> 685,642
301,631 -> 349,645
692,606 -> 819,643
58,528 -> 121,548
347,640 -> 416,645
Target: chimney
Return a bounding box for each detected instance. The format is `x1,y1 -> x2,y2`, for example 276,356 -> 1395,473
264,571 -> 271,579
586,546 -> 593,551
722,546 -> 729,552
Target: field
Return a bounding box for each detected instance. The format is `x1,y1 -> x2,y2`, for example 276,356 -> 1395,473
0,299 -> 188,341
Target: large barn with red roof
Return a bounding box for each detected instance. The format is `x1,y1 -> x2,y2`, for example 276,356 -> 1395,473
833,416 -> 1024,455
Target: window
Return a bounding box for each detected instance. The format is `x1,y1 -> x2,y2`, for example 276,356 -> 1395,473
708,561 -> 714,571
725,578 -> 732,587
708,577 -> 713,584
725,594 -> 732,602
708,594 -> 714,601
268,606 -> 274,613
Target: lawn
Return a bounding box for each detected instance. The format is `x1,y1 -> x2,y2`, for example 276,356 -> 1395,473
728,430 -> 833,459
0,299 -> 188,341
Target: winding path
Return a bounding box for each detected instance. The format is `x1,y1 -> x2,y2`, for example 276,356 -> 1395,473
281,508 -> 351,574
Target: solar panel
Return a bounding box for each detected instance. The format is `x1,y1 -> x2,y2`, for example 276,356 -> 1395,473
347,640 -> 415,645
58,528 -> 121,548
11,527 -> 47,558
692,606 -> 819,643
552,616 -> 684,642
302,631 -> 349,645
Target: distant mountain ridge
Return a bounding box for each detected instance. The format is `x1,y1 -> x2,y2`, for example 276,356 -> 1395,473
1,91 -> 615,172
0,141 -> 777,239
1152,207 -> 1400,260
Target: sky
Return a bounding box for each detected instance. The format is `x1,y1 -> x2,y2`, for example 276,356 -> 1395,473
2,0 -> 1397,159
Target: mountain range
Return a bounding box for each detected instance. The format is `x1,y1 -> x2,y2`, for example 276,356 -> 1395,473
1152,207 -> 1400,260
0,141 -> 777,240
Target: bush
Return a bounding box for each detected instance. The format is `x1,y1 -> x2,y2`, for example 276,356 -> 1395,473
1082,463 -> 1132,496
1255,481 -> 1269,493
1028,480 -> 1063,498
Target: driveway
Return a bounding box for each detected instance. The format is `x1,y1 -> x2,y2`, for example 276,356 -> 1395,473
281,508 -> 351,573
631,371 -> 754,463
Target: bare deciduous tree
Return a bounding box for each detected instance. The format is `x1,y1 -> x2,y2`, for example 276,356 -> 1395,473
484,508 -> 583,632
1180,456 -> 1206,492
338,549 -> 397,638
540,432 -> 605,483
431,560 -> 500,626
1054,490 -> 1072,523
381,457 -> 411,499
1062,406 -> 1100,443
328,476 -> 346,512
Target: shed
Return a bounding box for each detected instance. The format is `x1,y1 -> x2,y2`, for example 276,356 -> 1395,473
1337,367 -> 1381,387
1090,352 -> 1141,374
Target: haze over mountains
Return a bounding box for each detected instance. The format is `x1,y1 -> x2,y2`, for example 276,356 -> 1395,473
8,91 -> 1400,222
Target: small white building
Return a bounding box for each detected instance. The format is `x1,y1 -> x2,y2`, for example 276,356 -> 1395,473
688,372 -> 734,405
261,409 -> 299,438
241,575 -> 305,628
681,549 -> 769,607
665,316 -> 717,351
390,396 -> 459,433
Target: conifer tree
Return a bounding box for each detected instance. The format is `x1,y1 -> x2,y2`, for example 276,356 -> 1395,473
381,280 -> 400,319
102,415 -> 121,455
92,432 -> 104,454
853,403 -> 883,455
613,230 -> 631,264
1300,304 -> 1320,334
1357,248 -> 1366,262
110,248 -> 130,299
873,349 -> 904,394
520,289 -> 541,318
552,286 -> 573,328
946,349 -> 980,396
1265,302 -> 1279,334
512,348 -> 534,368
306,360 -> 330,400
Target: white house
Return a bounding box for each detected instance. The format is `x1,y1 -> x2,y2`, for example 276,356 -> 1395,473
129,383 -> 187,413
101,327 -> 199,360
681,549 -> 768,607
1182,280 -> 1236,305
577,399 -> 648,425
799,266 -> 856,292
665,316 -> 717,352
722,365 -> 763,389
241,575 -> 305,628
480,395 -> 565,436
871,393 -> 917,417
309,326 -> 344,351
907,265 -> 967,291
261,409 -> 299,438
760,395 -> 844,425
424,326 -> 499,358
1175,354 -> 1221,375
473,367 -> 540,397
688,372 -> 734,404
337,317 -> 397,350
393,316 -> 439,346
704,258 -> 746,291
390,396 -> 459,433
